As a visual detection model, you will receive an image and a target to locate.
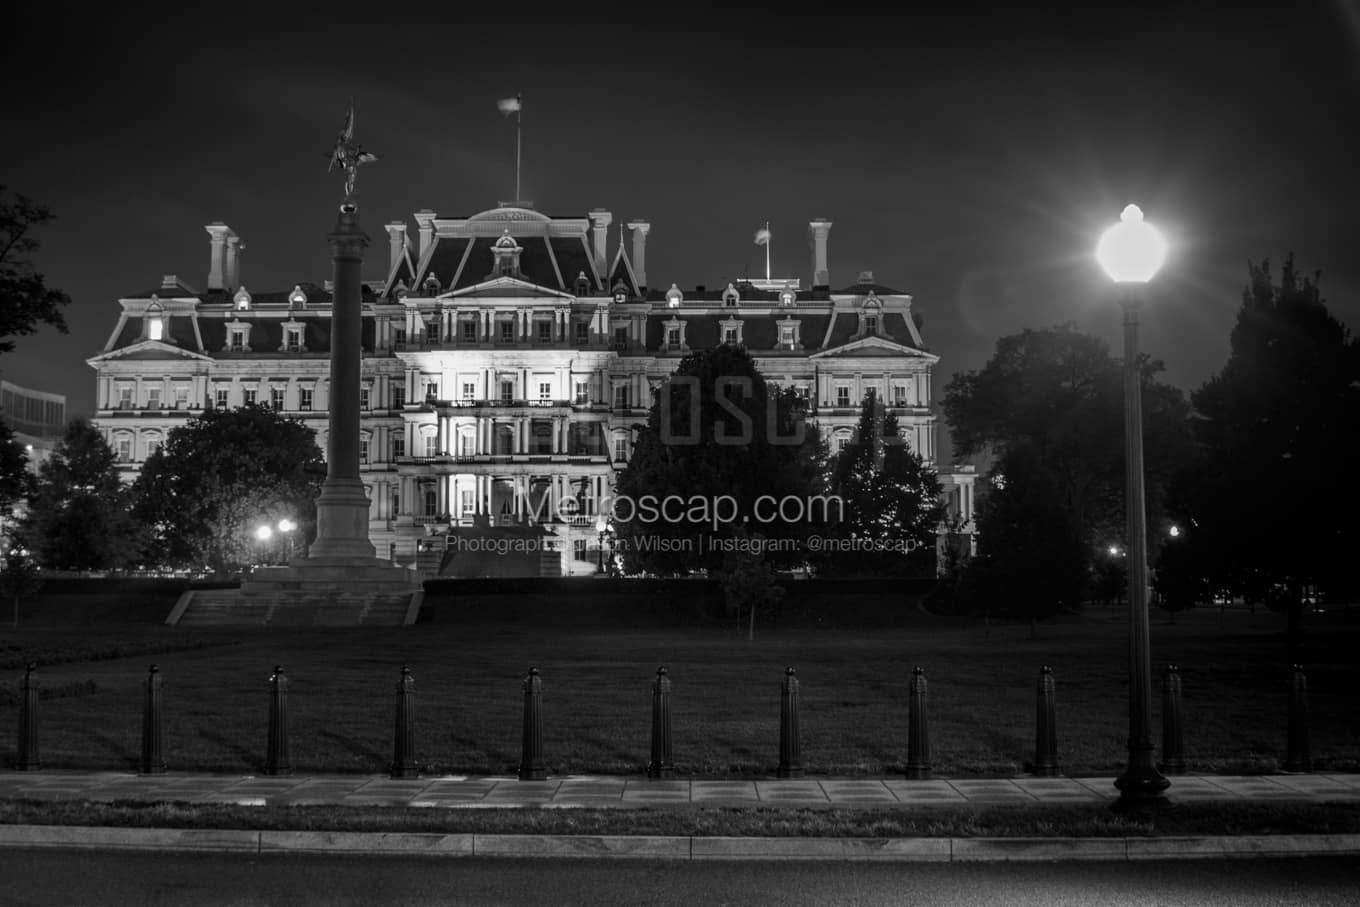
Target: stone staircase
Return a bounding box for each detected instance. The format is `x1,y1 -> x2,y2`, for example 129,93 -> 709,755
168,588 -> 421,626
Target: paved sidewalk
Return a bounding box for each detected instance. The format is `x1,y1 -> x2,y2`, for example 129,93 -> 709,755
2,770 -> 1358,809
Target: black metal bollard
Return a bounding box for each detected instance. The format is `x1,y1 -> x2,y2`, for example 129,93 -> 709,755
777,666 -> 803,779
1284,664 -> 1310,772
140,664 -> 166,775
265,665 -> 291,776
519,666 -> 546,781
1033,666 -> 1060,777
647,666 -> 674,779
390,665 -> 418,779
1159,664 -> 1186,775
905,666 -> 931,779
16,663 -> 41,771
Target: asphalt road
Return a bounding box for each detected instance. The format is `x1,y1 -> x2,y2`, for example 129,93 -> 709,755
3,851 -> 1360,906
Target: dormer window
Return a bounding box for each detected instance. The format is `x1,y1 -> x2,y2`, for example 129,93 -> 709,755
722,283 -> 739,307
776,317 -> 801,351
280,321 -> 306,353
780,290 -> 795,307
662,317 -> 689,352
423,274 -> 441,295
288,285 -> 308,308
864,316 -> 878,335
225,320 -> 252,352
574,271 -> 591,296
492,230 -> 522,278
234,286 -> 252,310
859,293 -> 883,338
665,283 -> 683,308
611,280 -> 629,304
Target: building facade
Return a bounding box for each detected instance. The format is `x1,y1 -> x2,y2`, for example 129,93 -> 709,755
88,203 -> 974,575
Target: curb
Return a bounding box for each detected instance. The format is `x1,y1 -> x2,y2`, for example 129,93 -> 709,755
2,826 -> 1359,861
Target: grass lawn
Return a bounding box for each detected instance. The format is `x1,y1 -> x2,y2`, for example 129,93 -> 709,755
2,600 -> 1357,778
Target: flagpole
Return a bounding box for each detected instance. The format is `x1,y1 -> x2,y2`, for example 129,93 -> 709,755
764,220 -> 771,282
515,107 -> 522,201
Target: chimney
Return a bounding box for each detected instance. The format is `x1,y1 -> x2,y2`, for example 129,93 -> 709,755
808,219 -> 832,289
224,233 -> 242,289
588,209 -> 612,287
205,222 -> 232,290
413,209 -> 437,258
384,221 -> 408,274
627,220 -> 651,293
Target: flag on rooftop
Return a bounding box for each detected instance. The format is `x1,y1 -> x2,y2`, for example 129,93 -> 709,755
498,94 -> 523,115
754,226 -> 771,245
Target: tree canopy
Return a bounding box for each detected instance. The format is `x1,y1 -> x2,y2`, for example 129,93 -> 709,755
18,419 -> 141,570
942,324 -> 1192,552
1180,255 -> 1360,628
0,186 -> 71,354
612,344 -> 824,576
0,418 -> 32,517
131,405 -> 325,573
819,389 -> 943,577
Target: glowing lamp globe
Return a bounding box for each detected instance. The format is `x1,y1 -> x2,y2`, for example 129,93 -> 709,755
1097,204 -> 1166,283
255,525 -> 273,541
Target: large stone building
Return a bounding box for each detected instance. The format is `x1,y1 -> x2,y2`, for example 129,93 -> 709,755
88,202 -> 975,575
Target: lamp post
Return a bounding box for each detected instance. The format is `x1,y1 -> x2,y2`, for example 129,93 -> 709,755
595,516 -> 607,574
254,524 -> 274,568
1098,203 -> 1170,807
277,518 -> 297,563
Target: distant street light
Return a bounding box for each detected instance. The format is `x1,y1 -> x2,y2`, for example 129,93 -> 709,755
277,518 -> 297,562
1098,203 -> 1171,808
595,516 -> 607,574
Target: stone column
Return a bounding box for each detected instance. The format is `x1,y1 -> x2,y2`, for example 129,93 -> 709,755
309,208 -> 377,559
808,219 -> 833,288
627,220 -> 651,292
384,222 -> 407,276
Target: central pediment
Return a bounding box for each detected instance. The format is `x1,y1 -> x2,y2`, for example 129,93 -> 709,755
443,276 -> 576,301
811,335 -> 938,362
87,339 -> 213,364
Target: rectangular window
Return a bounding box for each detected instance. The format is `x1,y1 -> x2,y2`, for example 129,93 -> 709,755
574,322 -> 589,344
359,438 -> 369,465
462,320 -> 477,342
613,385 -> 629,410
893,384 -> 908,406
864,316 -> 878,335
462,382 -> 476,402
780,326 -> 795,347
146,387 -> 161,409
537,321 -> 552,342
391,435 -> 405,459
574,381 -> 589,405
460,433 -> 474,457
271,387 -> 285,411
574,539 -> 588,562
614,326 -> 628,348
285,328 -> 302,352
146,438 -> 162,458
538,381 -> 552,401
614,438 -> 628,462
836,437 -> 849,452
391,386 -> 405,409
500,321 -> 515,342
426,382 -> 438,400
360,387 -> 370,410
426,321 -> 440,343
836,386 -> 850,407
461,490 -> 473,515
299,387 -> 313,411
229,329 -> 245,351
243,388 -> 257,406
394,327 -> 407,346
174,386 -> 189,408
117,386 -> 133,408
116,437 -> 132,461
667,328 -> 680,348
723,328 -> 738,344
215,388 -> 229,409
500,380 -> 515,403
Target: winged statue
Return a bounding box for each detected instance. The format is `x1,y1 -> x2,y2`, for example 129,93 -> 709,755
328,101 -> 378,205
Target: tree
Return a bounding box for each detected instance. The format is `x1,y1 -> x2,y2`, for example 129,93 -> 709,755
0,417 -> 33,520
0,186 -> 71,354
942,324 -> 1193,564
130,405 -> 325,574
19,419 -> 141,570
613,344 -> 824,576
0,543 -> 42,629
819,389 -> 944,577
963,443 -> 1089,637
1187,255 -> 1360,638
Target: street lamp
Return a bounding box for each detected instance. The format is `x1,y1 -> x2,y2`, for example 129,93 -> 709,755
1098,203 -> 1170,808
254,524 -> 273,568
277,518 -> 297,562
595,516 -> 607,574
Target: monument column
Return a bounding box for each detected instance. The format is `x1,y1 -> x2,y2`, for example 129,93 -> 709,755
308,207 -> 377,559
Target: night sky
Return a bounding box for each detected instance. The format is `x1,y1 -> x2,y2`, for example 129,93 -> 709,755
4,4 -> 1359,463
